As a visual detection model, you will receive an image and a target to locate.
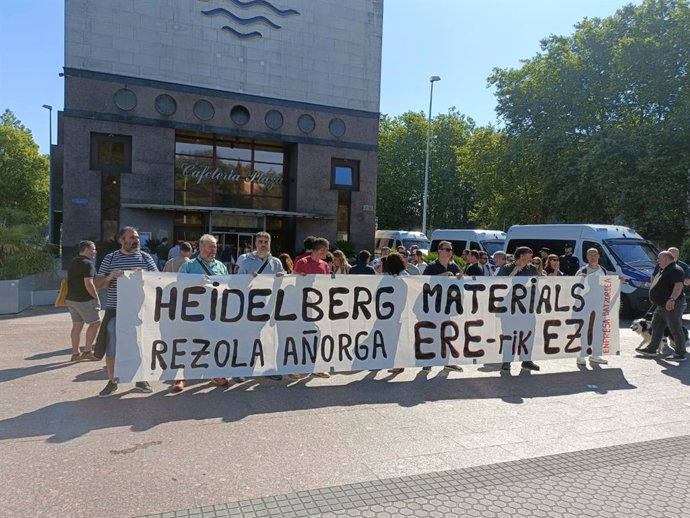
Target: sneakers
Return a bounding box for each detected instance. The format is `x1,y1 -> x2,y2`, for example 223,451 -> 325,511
314,372 -> 331,378
664,353 -> 687,361
589,356 -> 608,364
422,367 -> 432,371
135,381 -> 153,393
501,362 -> 511,371
388,368 -> 405,373
98,380 -> 118,398
444,365 -> 463,372
232,377 -> 247,383
521,361 -> 540,371
80,351 -> 98,361
576,357 -> 587,366
70,353 -> 82,362
637,347 -> 658,357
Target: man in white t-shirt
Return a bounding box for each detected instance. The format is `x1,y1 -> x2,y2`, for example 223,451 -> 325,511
576,248 -> 609,366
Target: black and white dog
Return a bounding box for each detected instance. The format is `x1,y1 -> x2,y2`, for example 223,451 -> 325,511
630,317 -> 690,351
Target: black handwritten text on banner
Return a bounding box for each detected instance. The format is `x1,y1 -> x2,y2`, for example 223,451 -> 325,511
115,272 -> 620,382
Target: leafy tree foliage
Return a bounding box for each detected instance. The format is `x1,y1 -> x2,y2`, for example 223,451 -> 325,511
468,0 -> 690,242
0,109 -> 50,224
377,109 -> 472,231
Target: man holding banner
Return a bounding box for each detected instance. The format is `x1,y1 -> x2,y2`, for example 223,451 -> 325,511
498,246 -> 540,372
237,231 -> 285,381
176,234 -> 244,390
95,227 -> 158,398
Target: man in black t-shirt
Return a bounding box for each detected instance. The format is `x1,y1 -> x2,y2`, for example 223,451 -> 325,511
417,241 -> 463,373
424,241 -> 462,276
65,240 -> 101,362
497,246 -> 540,371
638,251 -> 687,361
559,243 -> 580,276
464,250 -> 484,276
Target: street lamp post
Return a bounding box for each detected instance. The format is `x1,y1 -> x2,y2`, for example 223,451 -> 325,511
42,104 -> 53,243
422,76 -> 440,236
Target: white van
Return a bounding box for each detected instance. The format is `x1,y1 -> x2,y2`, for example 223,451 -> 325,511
429,229 -> 507,261
374,230 -> 430,256
504,224 -> 660,317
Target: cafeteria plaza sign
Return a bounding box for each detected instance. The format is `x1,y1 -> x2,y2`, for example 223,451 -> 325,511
179,164 -> 283,192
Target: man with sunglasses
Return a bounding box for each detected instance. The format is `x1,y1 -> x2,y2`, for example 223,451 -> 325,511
425,241 -> 462,276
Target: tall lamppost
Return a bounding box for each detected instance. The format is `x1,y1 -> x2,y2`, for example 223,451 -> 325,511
422,76 -> 440,236
42,104 -> 53,243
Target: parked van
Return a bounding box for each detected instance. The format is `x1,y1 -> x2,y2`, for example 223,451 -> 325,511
429,229 -> 506,260
374,230 -> 430,256
504,224 -> 660,317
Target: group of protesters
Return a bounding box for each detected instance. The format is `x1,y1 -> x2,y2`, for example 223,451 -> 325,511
63,226 -> 688,398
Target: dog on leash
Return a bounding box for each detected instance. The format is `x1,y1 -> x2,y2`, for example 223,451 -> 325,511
630,317 -> 689,351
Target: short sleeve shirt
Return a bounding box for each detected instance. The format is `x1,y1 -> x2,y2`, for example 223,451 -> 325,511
66,255 -> 96,302
649,262 -> 685,305
237,253 -> 284,274
497,264 -> 538,277
178,257 -> 229,276
98,250 -> 158,309
424,260 -> 461,276
465,263 -> 484,276
293,256 -> 330,274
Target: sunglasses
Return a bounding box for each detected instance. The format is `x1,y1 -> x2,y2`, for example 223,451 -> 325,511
439,248 -> 453,252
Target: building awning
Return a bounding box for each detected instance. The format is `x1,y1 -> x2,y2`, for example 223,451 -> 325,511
121,203 -> 334,220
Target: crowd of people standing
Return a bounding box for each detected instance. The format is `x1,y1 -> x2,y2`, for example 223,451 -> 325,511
62,227 -> 688,398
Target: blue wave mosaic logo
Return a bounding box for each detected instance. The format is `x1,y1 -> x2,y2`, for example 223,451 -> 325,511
199,0 -> 301,39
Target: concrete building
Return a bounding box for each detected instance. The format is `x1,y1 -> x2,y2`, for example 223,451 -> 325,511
55,0 -> 383,259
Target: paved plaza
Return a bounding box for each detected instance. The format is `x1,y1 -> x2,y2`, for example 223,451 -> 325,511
1,307 -> 689,517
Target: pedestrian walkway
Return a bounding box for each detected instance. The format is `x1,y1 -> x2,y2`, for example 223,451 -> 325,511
140,435 -> 690,518
1,307 -> 689,518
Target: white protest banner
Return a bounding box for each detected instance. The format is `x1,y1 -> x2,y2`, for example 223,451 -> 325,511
115,272 -> 620,382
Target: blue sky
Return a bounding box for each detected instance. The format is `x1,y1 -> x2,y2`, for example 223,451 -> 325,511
0,0 -> 639,155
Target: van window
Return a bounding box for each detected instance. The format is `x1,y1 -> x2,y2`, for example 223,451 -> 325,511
582,241 -> 613,271
469,241 -> 481,251
506,239 -> 570,256
430,240 -> 466,254
482,240 -> 505,256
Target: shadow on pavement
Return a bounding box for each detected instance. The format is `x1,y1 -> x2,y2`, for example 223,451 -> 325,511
0,368 -> 637,443
0,360 -> 76,383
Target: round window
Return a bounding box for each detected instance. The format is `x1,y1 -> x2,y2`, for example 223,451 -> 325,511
297,114 -> 316,134
230,105 -> 250,126
264,109 -> 284,130
329,118 -> 346,138
193,100 -> 215,121
113,88 -> 137,111
154,94 -> 177,116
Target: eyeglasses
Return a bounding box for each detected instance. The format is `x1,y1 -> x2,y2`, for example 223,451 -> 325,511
439,248 -> 453,252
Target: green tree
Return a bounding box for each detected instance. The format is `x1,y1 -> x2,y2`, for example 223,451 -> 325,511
0,109 -> 50,224
377,109 -> 473,231
483,0 -> 690,241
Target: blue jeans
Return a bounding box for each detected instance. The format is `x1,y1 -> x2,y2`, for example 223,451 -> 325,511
650,300 -> 687,355
106,316 -> 117,358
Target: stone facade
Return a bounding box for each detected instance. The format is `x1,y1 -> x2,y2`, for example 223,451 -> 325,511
65,0 -> 383,112
58,0 -> 383,259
